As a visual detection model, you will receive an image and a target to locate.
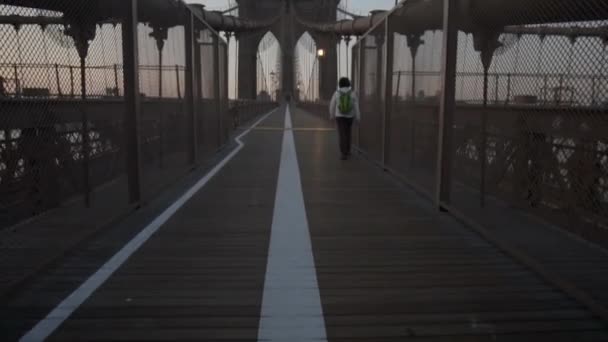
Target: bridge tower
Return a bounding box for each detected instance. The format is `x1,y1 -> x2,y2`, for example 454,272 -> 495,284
236,0 -> 339,101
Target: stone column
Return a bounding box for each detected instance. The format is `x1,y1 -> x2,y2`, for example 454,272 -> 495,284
313,33 -> 338,101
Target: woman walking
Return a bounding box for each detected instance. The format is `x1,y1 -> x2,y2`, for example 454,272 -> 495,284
329,77 -> 361,160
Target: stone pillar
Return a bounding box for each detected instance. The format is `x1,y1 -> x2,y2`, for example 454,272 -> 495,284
237,35 -> 260,99
278,3 -> 295,101
313,33 -> 338,101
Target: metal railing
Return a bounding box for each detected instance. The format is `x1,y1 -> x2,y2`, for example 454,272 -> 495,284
0,63 -> 189,99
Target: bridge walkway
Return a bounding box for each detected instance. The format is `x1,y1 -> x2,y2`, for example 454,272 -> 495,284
4,106 -> 608,341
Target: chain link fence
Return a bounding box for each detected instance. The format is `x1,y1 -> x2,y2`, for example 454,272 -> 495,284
358,24 -> 386,163
0,0 -> 276,294
1,2 -> 131,228
452,1 -> 608,245
348,0 -> 608,247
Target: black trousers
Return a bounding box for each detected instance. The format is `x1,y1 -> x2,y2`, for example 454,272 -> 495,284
336,117 -> 354,156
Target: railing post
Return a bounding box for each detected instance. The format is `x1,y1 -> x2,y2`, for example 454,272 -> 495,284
79,54 -> 91,207
184,9 -> 198,165
176,64 -> 182,99
395,71 -> 401,99
376,34 -> 384,162
494,74 -> 499,104
355,42 -> 363,147
435,0 -> 458,208
382,18 -> 394,167
506,73 -> 512,105
480,65 -> 489,207
69,66 -> 75,98
114,64 -> 120,96
410,122 -> 416,168
557,73 -> 565,105
193,29 -> 203,150
122,0 -> 142,204
213,34 -> 222,147
224,41 -> 229,139
55,63 -> 62,97
194,34 -> 202,101
158,55 -> 163,98
539,74 -> 547,104
13,64 -> 20,97
591,76 -> 597,106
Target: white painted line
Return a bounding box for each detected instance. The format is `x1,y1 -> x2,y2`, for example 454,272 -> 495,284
20,108 -> 279,342
258,106 -> 328,341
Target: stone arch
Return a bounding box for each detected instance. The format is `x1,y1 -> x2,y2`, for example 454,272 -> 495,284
295,31 -> 319,101
256,30 -> 281,101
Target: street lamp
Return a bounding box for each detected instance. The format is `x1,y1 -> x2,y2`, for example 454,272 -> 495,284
317,49 -> 325,57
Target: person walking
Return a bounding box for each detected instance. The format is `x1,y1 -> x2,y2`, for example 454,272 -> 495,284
329,77 -> 360,160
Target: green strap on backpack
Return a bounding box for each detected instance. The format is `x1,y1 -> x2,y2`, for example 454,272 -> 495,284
338,91 -> 353,114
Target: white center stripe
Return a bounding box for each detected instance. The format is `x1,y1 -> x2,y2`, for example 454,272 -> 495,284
258,106 -> 327,341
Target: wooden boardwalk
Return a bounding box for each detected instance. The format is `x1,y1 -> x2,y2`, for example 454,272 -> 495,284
2,106 -> 608,341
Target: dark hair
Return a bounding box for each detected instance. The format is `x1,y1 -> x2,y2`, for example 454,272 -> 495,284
339,77 -> 351,88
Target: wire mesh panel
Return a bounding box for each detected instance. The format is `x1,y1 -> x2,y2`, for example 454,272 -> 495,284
389,17 -> 443,195
136,3 -> 190,199
354,0 -> 608,245
198,29 -> 219,160
218,40 -> 230,144
358,25 -> 385,162
0,3 -> 129,227
448,1 -> 608,245
0,1 -> 135,294
0,0 -> 276,294
351,43 -> 361,147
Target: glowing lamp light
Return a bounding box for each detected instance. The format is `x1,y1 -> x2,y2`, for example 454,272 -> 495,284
317,49 -> 325,57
